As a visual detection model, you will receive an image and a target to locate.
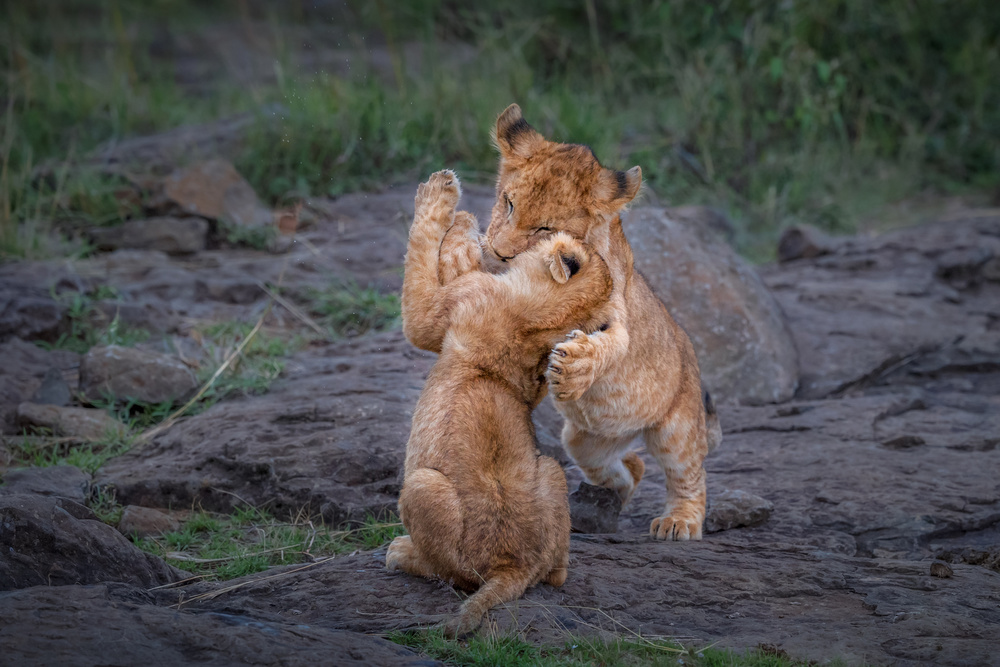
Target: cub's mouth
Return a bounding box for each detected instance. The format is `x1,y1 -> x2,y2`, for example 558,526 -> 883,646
486,240 -> 515,263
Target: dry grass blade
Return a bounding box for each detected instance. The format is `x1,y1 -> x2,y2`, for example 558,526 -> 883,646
173,555 -> 335,607
134,301 -> 273,446
164,541 -> 308,564
147,574 -> 211,591
255,281 -> 328,338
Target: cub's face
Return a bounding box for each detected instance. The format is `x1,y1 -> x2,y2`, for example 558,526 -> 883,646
485,104 -> 642,262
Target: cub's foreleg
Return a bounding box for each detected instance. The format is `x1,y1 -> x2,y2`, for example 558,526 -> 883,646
438,211 -> 483,284
402,170 -> 462,352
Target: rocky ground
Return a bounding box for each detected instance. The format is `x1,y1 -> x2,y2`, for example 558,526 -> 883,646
1,157 -> 998,665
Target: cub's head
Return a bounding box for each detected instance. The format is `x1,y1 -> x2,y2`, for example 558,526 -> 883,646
486,104 -> 642,262
510,230 -> 614,334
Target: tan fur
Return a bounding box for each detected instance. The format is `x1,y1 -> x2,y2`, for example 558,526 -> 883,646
483,104 -> 723,540
389,170 -> 614,637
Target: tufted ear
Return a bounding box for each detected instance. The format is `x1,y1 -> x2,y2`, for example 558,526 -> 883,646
592,165 -> 642,213
494,104 -> 544,161
544,236 -> 584,284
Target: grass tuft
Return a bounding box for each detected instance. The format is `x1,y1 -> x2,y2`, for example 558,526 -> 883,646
389,628 -> 820,666
130,506 -> 405,581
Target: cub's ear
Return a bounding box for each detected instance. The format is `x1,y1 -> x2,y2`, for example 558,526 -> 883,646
545,237 -> 585,284
593,165 -> 642,213
494,104 -> 544,161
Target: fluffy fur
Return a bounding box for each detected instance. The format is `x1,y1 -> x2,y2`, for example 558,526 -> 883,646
484,104 -> 723,540
388,170 -> 614,637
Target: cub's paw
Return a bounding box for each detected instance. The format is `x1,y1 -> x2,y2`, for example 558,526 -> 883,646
649,512 -> 704,541
547,330 -> 600,401
414,169 -> 462,227
441,612 -> 480,640
384,535 -> 410,571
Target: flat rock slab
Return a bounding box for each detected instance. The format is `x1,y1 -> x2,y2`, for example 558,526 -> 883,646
0,583 -> 438,667
164,533 -> 999,667
761,214 -> 1000,399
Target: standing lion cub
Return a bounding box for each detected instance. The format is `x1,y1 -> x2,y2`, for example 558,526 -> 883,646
484,104 -> 722,541
386,170 -> 613,638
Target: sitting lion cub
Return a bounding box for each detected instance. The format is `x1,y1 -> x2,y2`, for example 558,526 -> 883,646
386,170 -> 613,638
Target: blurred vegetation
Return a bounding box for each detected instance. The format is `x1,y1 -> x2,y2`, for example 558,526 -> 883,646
2,0 -> 997,260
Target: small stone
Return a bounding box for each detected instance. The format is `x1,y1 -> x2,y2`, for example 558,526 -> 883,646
29,367 -> 72,406
88,217 -> 209,255
16,403 -> 127,441
162,159 -> 272,228
569,482 -> 622,534
0,465 -> 91,503
118,505 -> 181,538
882,435 -> 926,450
79,345 -> 198,404
930,561 -> 954,578
705,489 -> 773,533
778,225 -> 841,263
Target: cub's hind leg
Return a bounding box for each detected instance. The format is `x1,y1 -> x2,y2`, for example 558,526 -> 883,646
644,395 -> 709,541
562,420 -> 645,506
385,535 -> 437,579
537,455 -> 570,587
390,467 -> 465,582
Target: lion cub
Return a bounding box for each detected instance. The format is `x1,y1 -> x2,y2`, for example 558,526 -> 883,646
482,104 -> 723,541
386,170 -> 613,638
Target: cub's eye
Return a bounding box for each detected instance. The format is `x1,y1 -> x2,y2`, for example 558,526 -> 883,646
533,226 -> 552,234
506,197 -> 514,217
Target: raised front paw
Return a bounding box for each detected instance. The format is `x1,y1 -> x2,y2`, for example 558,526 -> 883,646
649,509 -> 704,541
414,169 -> 461,229
547,330 -> 600,401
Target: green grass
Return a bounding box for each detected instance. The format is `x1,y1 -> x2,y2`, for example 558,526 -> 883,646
299,280 -> 401,339
9,428 -> 135,474
131,506 -> 406,581
390,629 -> 818,667
3,1 -> 998,261
36,285 -> 151,354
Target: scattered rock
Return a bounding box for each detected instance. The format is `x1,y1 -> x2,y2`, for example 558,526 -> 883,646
0,282 -> 63,342
930,561 -> 954,578
79,345 -> 198,404
29,367 -> 71,406
703,489 -> 773,533
0,340 -> 80,433
777,224 -> 842,262
569,482 -> 622,534
626,207 -> 799,404
16,403 -> 127,441
0,466 -> 91,504
87,217 -> 209,255
117,506 -> 180,538
161,159 -> 272,228
0,494 -> 184,590
0,583 -> 438,667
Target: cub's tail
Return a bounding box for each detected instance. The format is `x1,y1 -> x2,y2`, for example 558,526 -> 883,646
704,389 -> 723,454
